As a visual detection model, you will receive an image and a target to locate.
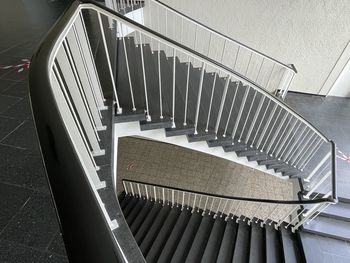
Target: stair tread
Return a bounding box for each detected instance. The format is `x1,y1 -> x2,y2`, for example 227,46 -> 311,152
280,223 -> 303,263
157,207 -> 192,263
301,215 -> 350,241
170,210 -> 203,263
125,197 -> 146,226
129,199 -> 154,235
122,195 -> 138,218
216,217 -> 238,263
320,202 -> 350,221
146,205 -> 181,263
139,203 -> 172,255
232,218 -> 251,263
265,223 -> 284,263
185,212 -> 215,262
200,215 -> 227,263
249,220 -> 264,263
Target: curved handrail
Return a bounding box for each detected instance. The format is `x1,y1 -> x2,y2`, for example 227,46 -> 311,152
122,179 -> 333,204
153,0 -> 297,74
86,0 -> 328,143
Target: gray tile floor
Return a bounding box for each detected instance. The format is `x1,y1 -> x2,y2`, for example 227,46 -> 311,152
0,0 -> 70,262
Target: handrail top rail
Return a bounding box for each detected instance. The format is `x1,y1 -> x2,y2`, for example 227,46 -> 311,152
123,179 -> 334,205
152,0 -> 297,73
82,0 -> 328,143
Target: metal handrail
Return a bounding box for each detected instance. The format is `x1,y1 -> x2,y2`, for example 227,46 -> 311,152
87,0 -> 328,143
122,179 -> 332,204
153,0 -> 297,74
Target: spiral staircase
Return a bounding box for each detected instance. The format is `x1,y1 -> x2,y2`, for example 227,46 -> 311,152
28,0 -> 343,262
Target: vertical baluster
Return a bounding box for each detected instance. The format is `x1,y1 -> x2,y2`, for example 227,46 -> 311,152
274,119 -> 298,158
138,32 -> 151,121
205,71 -> 218,132
223,85 -> 238,137
278,122 -> 302,159
145,185 -> 149,199
233,46 -> 240,70
172,49 -> 176,127
97,12 -> 121,113
266,111 -> 289,153
214,76 -> 230,137
239,90 -> 257,142
120,22 -> 136,111
304,152 -> 331,182
245,52 -> 253,76
153,186 -> 157,201
300,139 -> 324,170
282,72 -> 295,99
271,116 -> 292,155
221,199 -> 229,218
231,86 -> 250,140
130,182 -> 135,196
182,192 -> 185,210
251,100 -> 271,147
255,58 -> 264,84
183,57 -> 191,126
245,94 -> 265,145
157,42 -> 163,119
123,181 -> 128,194
194,62 -> 206,134
286,128 -> 311,164
265,64 -> 276,91
294,134 -> 317,167
256,104 -> 278,149
261,107 -> 282,151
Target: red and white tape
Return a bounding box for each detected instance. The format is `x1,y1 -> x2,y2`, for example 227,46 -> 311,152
0,59 -> 30,73
337,148 -> 350,164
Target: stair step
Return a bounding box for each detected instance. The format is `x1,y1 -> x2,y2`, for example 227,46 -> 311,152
200,215 -> 226,263
185,212 -> 215,262
216,216 -> 238,263
134,201 -> 162,244
275,166 -> 297,174
232,218 -> 251,263
301,215 -> 350,241
319,202 -> 350,222
247,153 -> 271,162
118,191 -> 126,202
139,117 -> 173,131
266,163 -> 289,170
119,194 -> 131,210
258,159 -> 282,166
122,195 -> 139,218
170,210 -> 203,263
222,143 -> 248,152
158,207 -> 192,263
283,170 -> 300,177
146,205 -> 181,262
280,223 -> 304,263
129,199 -> 154,235
265,223 -> 283,263
125,197 -> 147,226
187,131 -> 216,142
114,109 -> 146,123
236,149 -> 262,157
249,220 -> 264,263
165,124 -> 195,137
139,203 -> 172,255
206,136 -> 233,148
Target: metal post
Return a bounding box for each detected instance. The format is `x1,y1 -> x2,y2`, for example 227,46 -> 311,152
223,86 -> 238,137
97,12 -> 122,113
138,32 -> 151,121
256,104 -> 278,149
194,62 -> 206,134
251,100 -> 271,147
245,95 -> 265,145
233,46 -> 240,70
158,42 -> 163,119
304,152 -> 331,182
261,107 -> 282,150
205,72 -> 218,132
231,86 -> 250,140
214,76 -> 230,135
266,111 -> 288,153
183,57 -> 191,126
172,49 -> 176,127
274,119 -> 298,158
239,90 -> 257,142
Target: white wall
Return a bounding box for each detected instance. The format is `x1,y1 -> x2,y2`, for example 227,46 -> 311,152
161,0 -> 350,95
328,58 -> 350,98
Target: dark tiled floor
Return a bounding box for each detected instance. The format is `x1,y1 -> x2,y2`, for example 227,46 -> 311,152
0,0 -> 70,262
285,92 -> 350,199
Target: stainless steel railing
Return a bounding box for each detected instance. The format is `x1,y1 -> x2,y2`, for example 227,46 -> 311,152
107,0 -> 297,98
37,0 -> 336,238
122,179 -> 332,231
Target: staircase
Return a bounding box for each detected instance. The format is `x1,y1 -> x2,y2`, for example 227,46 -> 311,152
119,192 -> 305,263
28,0 -> 340,262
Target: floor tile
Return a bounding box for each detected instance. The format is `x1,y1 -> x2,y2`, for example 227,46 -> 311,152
0,239 -> 44,263
0,192 -> 59,250
47,232 -> 67,258
0,94 -> 21,113
1,120 -> 39,150
0,183 -> 32,232
0,144 -> 49,193
0,116 -> 22,141
0,96 -> 32,121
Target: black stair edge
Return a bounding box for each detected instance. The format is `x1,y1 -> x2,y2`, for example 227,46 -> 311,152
236,148 -> 262,157
247,153 -> 271,162
266,163 -> 290,170
275,166 -> 298,173
139,116 -> 173,131
222,142 -> 248,152
118,191 -> 126,202
258,158 -> 283,166
313,203 -> 350,222
165,124 -> 195,137
187,131 -> 216,142
114,109 -> 146,123
301,215 -> 350,241
206,135 -> 233,147
249,219 -> 265,263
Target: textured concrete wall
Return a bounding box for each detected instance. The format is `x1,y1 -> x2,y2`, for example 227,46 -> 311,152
161,0 -> 350,95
